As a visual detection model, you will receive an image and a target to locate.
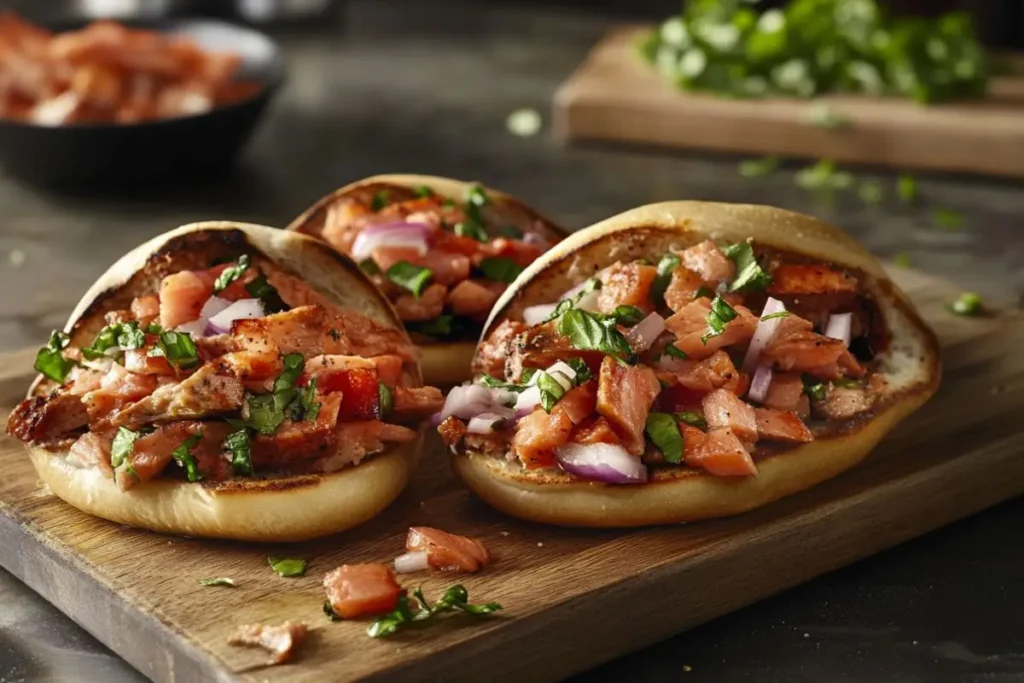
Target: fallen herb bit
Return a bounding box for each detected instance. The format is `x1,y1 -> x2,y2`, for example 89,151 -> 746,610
268,557 -> 307,577
198,577 -> 237,587
891,253 -> 912,268
858,180 -> 883,204
949,291 -> 983,316
367,584 -> 502,638
738,156 -> 781,178
934,208 -> 963,231
323,601 -> 342,622
795,159 -> 852,191
506,108 -> 542,137
8,249 -> 25,267
898,174 -> 918,204
807,102 -> 851,129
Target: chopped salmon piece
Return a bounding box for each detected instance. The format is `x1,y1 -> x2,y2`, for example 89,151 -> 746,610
672,350 -> 747,395
115,421 -> 199,490
597,262 -> 658,314
67,431 -> 114,478
513,408 -> 572,469
370,245 -> 426,273
556,380 -> 598,425
251,393 -> 342,466
130,295 -> 160,327
213,348 -> 283,393
107,364 -> 243,428
448,279 -> 502,319
391,386 -> 445,421
158,270 -> 211,329
816,385 -> 874,421
438,416 -> 467,447
768,264 -> 857,296
596,356 -> 661,456
680,423 -> 707,463
686,427 -> 757,476
680,240 -> 734,285
762,372 -> 805,412
762,314 -> 864,380
433,231 -> 484,257
481,237 -> 545,268
393,282 -> 446,322
664,266 -> 708,312
332,420 -> 416,468
702,388 -> 758,443
755,407 -> 813,443
473,319 -> 526,378
422,250 -> 472,287
572,415 -> 621,445
227,621 -> 307,665
123,348 -> 174,376
323,564 -> 402,619
664,299 -> 758,361
654,383 -> 705,413
82,363 -> 160,422
406,526 -> 490,573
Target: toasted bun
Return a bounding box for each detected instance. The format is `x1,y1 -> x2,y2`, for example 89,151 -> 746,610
286,174 -> 567,386
456,202 -> 941,527
29,221 -> 425,542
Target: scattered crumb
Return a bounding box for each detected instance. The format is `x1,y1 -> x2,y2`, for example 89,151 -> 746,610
500,531 -> 510,537
228,621 -> 308,665
991,385 -> 1006,395
683,665 -> 693,672
506,108 -> 542,137
803,633 -> 810,638
913,640 -> 919,645
8,249 -> 25,267
536,542 -> 544,547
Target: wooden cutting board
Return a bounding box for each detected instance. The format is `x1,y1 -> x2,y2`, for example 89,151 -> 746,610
554,26 -> 1024,178
0,267 -> 1021,683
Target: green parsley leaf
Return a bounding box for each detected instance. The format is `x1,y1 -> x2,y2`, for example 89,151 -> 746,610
323,601 -> 343,621
499,225 -> 524,239
665,344 -> 689,360
612,305 -> 646,326
645,412 -> 684,464
413,185 -> 434,198
171,432 -> 203,482
432,584 -> 503,615
556,308 -> 635,363
386,261 -> 433,297
722,241 -> 772,292
359,258 -> 382,276
738,156 -> 781,178
898,174 -> 918,204
378,382 -> 393,418
892,252 -> 912,268
650,253 -> 681,306
701,295 -> 738,344
535,371 -> 568,412
367,585 -> 502,638
795,159 -> 853,191
465,183 -> 490,225
675,411 -> 707,429
268,557 -> 307,577
198,577 -> 236,587
110,426 -> 144,469
213,254 -> 250,293
801,374 -> 827,402
297,377 -> 321,422
948,291 -> 983,316
858,180 -> 884,204
934,208 -> 963,231
479,257 -> 523,283
81,321 -> 146,361
225,429 -> 252,476
368,594 -> 416,638
455,221 -> 488,242
245,392 -> 289,435
275,353 -> 304,392
371,190 -> 390,211
565,357 -> 592,384
150,330 -> 199,370
479,374 -> 528,393
761,311 -> 790,321
34,331 -> 75,383
246,273 -> 289,313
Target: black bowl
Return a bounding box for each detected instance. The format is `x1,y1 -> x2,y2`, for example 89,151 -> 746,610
0,19 -> 285,190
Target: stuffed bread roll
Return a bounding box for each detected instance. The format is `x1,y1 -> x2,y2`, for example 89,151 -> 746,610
6,222 -> 445,542
286,174 -> 567,386
437,202 -> 941,527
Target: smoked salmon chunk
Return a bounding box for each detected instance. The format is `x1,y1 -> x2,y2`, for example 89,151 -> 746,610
323,564 -> 402,619
406,526 -> 490,573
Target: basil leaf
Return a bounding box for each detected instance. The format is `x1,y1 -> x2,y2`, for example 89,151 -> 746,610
387,261 -> 433,297
199,577 -> 236,587
299,377 -> 321,421
675,411 -> 707,429
499,225 -> 524,239
213,254 -> 250,293
542,298 -> 576,324
612,305 -> 646,326
171,432 -> 203,482
110,426 -> 143,469
359,258 -> 382,276
722,241 -> 772,292
225,429 -> 253,476
246,273 -> 289,313
535,371 -> 568,412
897,174 -> 917,204
245,392 -> 290,435
455,221 -> 488,242
268,557 -> 307,577
565,357 -> 592,384
371,189 -> 390,211
556,308 -> 635,363
323,601 -> 343,621
801,374 -> 827,402
82,321 -> 146,361
34,331 -> 75,383
479,257 -> 523,283
695,286 -> 715,300
645,412 -> 684,463
378,381 -> 393,418
701,295 -> 738,344
368,585 -> 501,638
761,311 -> 790,321
665,344 -> 689,360
650,254 -> 681,306
150,330 -> 199,369
738,156 -> 781,178
949,291 -> 983,316
413,185 -> 434,198
275,353 -> 304,392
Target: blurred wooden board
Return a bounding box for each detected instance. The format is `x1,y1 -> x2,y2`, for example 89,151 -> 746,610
1,268 -> 1023,682
554,26 -> 1024,178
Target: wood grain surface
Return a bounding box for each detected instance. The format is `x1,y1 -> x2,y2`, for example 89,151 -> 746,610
554,26 -> 1024,178
0,268 -> 1020,683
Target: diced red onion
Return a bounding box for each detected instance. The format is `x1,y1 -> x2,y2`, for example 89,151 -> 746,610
175,319 -> 207,337
523,303 -> 557,326
515,385 -> 541,414
825,313 -> 852,347
393,551 -> 429,574
556,443 -> 648,485
206,298 -> 265,335
742,297 -> 787,373
351,222 -> 431,262
748,364 -> 773,403
627,313 -> 666,353
200,295 -> 232,321
467,412 -> 507,434
439,384 -> 516,421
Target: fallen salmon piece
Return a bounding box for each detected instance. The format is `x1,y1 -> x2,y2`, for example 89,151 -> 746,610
227,621 -> 307,665
323,563 -> 401,619
406,526 -> 490,573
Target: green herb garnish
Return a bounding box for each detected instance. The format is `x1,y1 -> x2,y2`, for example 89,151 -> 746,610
479,257 -> 523,283
665,344 -> 689,360
244,353 -> 309,434
934,208 -> 963,231
149,330 -> 199,369
213,254 -> 250,293
359,258 -> 382,276
386,261 -> 433,297
323,601 -> 342,621
858,180 -> 884,204
676,411 -> 707,429
898,174 -> 918,204
171,432 -> 203,482
565,357 -> 592,383
81,321 -> 145,361
802,374 -> 827,402
465,184 -> 490,225
455,221 -> 489,242
268,557 -> 307,577
245,273 -> 289,313
611,305 -> 646,326
695,286 -> 715,300
761,311 -> 790,321
367,585 -> 502,639
535,371 -> 569,412
948,291 -> 983,316
650,253 -> 681,305
723,240 -> 772,292
807,102 -> 851,129
34,330 -> 75,383
371,190 -> 390,211
701,295 -> 738,344
413,185 -> 434,198
795,159 -> 852,191
198,577 -> 236,587
225,429 -> 252,476
738,156 -> 781,178
645,412 -> 684,463
834,378 -> 863,389
110,426 -> 144,469
556,307 -> 635,363
378,382 -> 393,418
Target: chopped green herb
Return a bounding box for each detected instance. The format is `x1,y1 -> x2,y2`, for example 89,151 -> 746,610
34,330 -> 75,383
612,305 -> 646,327
761,311 -> 790,321
519,368 -> 539,385
695,286 -> 715,300
465,184 -> 490,225
455,221 -> 489,242
499,225 -> 524,239
413,185 -> 434,198
934,208 -> 963,231
738,156 -> 781,178
858,180 -> 884,204
378,382 -> 393,418
506,107 -> 542,137
367,594 -> 416,638
149,330 -> 199,370
665,344 -> 689,360
298,377 -> 321,422
535,371 -> 569,412
834,378 -> 863,389
323,601 -> 342,621
479,257 -> 523,283
723,241 -> 772,292
802,374 -> 827,402
807,102 -> 851,129
650,253 -> 682,305
479,374 -> 528,393
171,432 -> 203,482
386,261 -> 433,297
246,273 -> 289,313
565,357 -> 592,384
198,577 -> 236,587
892,252 -> 912,268
359,258 -> 381,276
81,321 -> 145,361
367,584 -> 502,638
145,322 -> 163,335
675,411 -> 707,429
244,353 -> 309,435
701,295 -> 738,344
371,190 -> 390,211
543,297 -> 577,324
225,429 -> 252,476
897,174 -> 918,204
645,412 -> 684,463
406,314 -> 471,340
556,307 -> 635,363
268,557 -> 307,578
795,159 -> 853,191
110,426 -> 144,469
948,291 -> 983,316
213,254 -> 250,293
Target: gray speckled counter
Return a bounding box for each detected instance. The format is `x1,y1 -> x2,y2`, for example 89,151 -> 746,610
1,2 -> 1023,682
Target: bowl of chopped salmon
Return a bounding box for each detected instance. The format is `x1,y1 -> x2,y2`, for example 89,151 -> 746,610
0,12 -> 284,188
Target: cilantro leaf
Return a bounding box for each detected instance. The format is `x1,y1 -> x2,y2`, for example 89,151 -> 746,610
645,412 -> 684,463
479,257 -> 523,283
455,221 -> 488,242
387,261 -> 433,297
723,241 -> 772,292
213,254 -> 250,293
413,185 -> 434,198
948,291 -> 983,316
371,190 -> 390,211
701,295 -> 739,344
650,254 -> 681,306
171,432 -> 203,482
34,330 -> 75,383
367,584 -> 502,638
465,183 -> 490,225
268,557 -> 307,577
378,382 -> 393,418
81,321 -> 145,361
801,374 -> 827,402
675,411 -> 707,429
665,344 -> 689,360
150,330 -> 199,370
611,305 -> 646,326
225,429 -> 252,476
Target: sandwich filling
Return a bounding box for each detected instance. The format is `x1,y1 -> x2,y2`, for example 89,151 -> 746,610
311,183 -> 558,343
438,239 -> 893,484
7,253 -> 445,490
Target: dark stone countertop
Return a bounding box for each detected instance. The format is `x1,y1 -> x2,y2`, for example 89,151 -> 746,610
1,2 -> 1022,681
